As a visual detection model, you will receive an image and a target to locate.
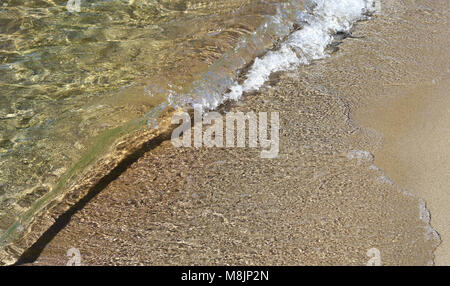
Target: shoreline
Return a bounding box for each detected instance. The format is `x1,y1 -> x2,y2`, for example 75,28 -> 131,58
12,0 -> 449,265
355,79 -> 450,265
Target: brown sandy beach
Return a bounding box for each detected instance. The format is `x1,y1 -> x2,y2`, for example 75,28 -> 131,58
16,0 -> 449,265
356,81 -> 450,265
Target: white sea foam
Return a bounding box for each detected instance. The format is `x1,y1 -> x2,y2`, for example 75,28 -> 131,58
224,0 -> 376,103
347,149 -> 374,165
167,0 -> 377,111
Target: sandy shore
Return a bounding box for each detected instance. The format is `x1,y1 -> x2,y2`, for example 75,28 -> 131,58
17,0 -> 448,265
354,0 -> 450,265
356,80 -> 450,265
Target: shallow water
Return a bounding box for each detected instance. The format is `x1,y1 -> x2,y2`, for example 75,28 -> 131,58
0,0 -> 376,261
17,0 -> 445,266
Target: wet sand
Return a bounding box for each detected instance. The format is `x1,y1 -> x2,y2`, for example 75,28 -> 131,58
356,80 -> 450,265
353,0 -> 450,265
17,0 -> 449,265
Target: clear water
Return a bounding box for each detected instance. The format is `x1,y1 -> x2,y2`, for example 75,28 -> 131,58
0,0 -> 375,255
